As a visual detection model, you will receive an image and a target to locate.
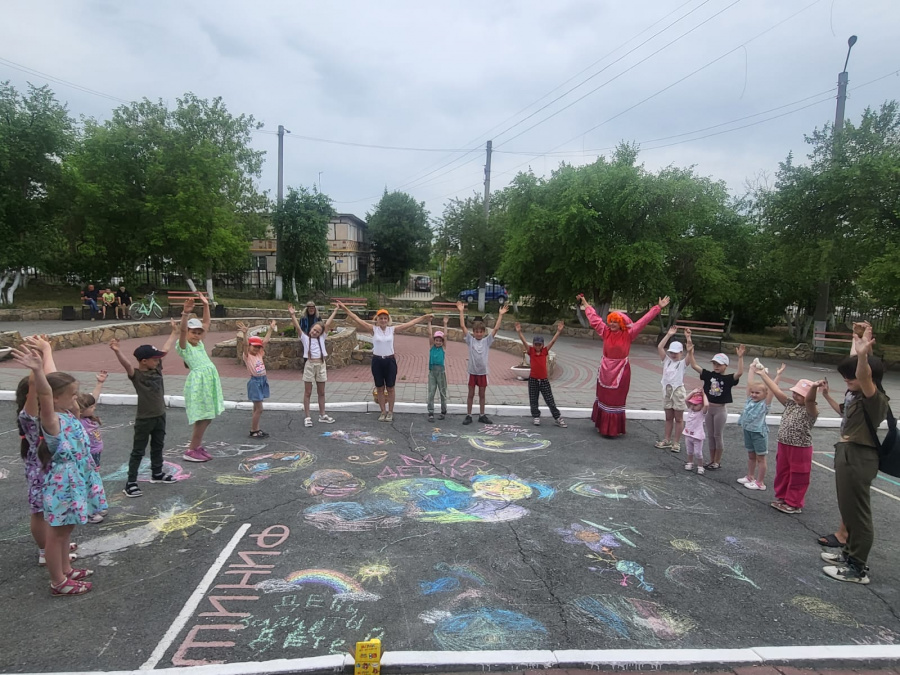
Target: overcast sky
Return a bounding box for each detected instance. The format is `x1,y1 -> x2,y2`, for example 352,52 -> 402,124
2,0 -> 898,221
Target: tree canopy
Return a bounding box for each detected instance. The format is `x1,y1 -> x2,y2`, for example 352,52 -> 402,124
366,190 -> 431,283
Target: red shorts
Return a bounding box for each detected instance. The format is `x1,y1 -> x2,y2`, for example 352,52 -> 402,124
468,374 -> 488,388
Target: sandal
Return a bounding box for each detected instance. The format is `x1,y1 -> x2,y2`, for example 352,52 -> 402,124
66,567 -> 94,581
249,430 -> 269,438
654,440 -> 672,449
817,533 -> 845,548
50,578 -> 92,596
704,462 -> 720,470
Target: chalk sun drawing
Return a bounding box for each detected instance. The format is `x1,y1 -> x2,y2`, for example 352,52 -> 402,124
355,561 -> 395,585
256,568 -> 381,601
569,595 -> 695,645
431,608 -> 549,651
569,467 -> 715,513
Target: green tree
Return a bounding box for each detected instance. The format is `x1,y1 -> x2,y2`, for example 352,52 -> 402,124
436,194 -> 504,300
274,186 -> 334,301
367,190 -> 431,283
0,82 -> 74,303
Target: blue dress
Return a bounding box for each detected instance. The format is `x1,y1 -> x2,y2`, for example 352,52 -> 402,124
43,412 -> 108,526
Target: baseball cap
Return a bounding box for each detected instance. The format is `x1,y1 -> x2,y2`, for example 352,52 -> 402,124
434,331 -> 445,339
687,392 -> 704,405
133,345 -> 167,360
187,318 -> 203,329
667,341 -> 684,354
248,336 -> 264,346
711,353 -> 730,366
375,309 -> 390,317
790,379 -> 815,397
533,335 -> 545,344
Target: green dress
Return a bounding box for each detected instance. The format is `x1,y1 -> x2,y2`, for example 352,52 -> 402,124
176,341 -> 225,424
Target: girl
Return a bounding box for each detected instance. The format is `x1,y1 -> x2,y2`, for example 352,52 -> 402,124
237,320 -> 278,438
736,362 -> 784,491
11,347 -> 107,596
514,320 -> 567,427
177,295 -> 225,462
427,316 -> 450,423
76,370 -> 108,468
682,389 -> 709,474
656,324 -> 686,452
686,329 -> 745,470
290,305 -> 339,427
337,301 -> 432,422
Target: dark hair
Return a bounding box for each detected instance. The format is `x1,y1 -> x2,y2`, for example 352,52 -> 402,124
16,376 -> 31,460
837,356 -> 885,392
76,392 -> 101,425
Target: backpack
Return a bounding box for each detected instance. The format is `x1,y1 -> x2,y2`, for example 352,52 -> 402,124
863,404 -> 900,478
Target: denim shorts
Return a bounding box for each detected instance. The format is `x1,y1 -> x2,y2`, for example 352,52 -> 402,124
743,429 -> 769,455
247,375 -> 270,402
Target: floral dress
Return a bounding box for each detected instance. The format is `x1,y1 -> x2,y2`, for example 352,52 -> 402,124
42,412 -> 108,526
176,341 -> 225,424
19,410 -> 44,514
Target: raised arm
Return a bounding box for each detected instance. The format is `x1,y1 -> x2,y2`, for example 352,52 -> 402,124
179,298 -> 194,350
734,344 -> 745,381
25,334 -> 57,374
578,295 -> 608,338
338,301 -> 373,334
395,313 -> 433,333
428,318 -> 435,346
198,294 -> 211,332
684,329 -> 702,374
546,321 -> 565,351
490,304 -> 509,337
514,322 -> 529,350
288,304 -> 302,335
92,370 -> 108,401
804,379 -> 820,419
322,307 -> 339,333
162,318 -> 179,354
109,338 -> 135,378
263,320 -> 278,346
754,365 -> 787,406
815,379 -> 841,415
853,332 -> 878,399
657,324 -> 677,361
628,296 -> 668,337
236,321 -> 251,357
10,348 -> 59,436
456,301 -> 468,338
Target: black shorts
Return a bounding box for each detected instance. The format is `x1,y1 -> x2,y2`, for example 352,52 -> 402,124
371,355 -> 398,388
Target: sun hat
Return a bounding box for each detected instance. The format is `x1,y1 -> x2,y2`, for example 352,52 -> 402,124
790,379 -> 815,397
711,353 -> 730,366
187,318 -> 203,329
133,345 -> 166,360
248,336 -> 264,346
668,341 -> 684,354
687,392 -> 704,405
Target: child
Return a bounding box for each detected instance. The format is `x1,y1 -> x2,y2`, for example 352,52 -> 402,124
753,367 -> 819,514
515,320 -> 567,427
656,325 -> 686,452
427,316 -> 450,423
290,305 -> 339,427
76,370 -> 108,468
683,389 -> 709,474
686,329 -> 745,470
11,347 -> 107,596
177,295 -> 225,462
457,300 -> 508,425
237,320 -> 278,438
110,320 -> 180,497
736,361 -> 784,491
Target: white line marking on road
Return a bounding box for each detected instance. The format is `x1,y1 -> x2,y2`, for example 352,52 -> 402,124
140,522 -> 251,670
812,460 -> 900,502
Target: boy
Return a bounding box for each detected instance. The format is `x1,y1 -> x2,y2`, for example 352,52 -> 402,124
515,320 -> 567,427
101,288 -> 116,319
110,319 -> 179,497
656,325 -> 687,452
115,285 -> 132,320
457,300 -> 508,425
427,316 -> 450,422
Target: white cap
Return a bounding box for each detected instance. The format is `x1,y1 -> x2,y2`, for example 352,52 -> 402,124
187,318 -> 203,329
667,341 -> 684,354
711,353 -> 730,366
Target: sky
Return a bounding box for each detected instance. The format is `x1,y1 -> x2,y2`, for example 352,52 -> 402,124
1,0 -> 898,221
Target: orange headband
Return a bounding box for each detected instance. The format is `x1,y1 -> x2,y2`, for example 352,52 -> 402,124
607,312 -> 627,329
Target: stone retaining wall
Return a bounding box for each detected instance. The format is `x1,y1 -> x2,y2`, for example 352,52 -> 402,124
213,326 -> 359,370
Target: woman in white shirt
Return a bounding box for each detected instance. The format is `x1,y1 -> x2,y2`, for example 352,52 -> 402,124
337,302 -> 432,422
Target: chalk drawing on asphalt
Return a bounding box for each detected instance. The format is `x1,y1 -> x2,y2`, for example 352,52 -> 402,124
431,607 -> 549,650
347,450 -> 389,464
322,430 -> 394,446
102,459 -> 191,483
568,467 -> 715,513
256,569 -> 381,602
668,538 -> 759,589
304,469 -> 365,498
790,596 -> 859,627
355,561 -> 395,585
569,595 -> 695,645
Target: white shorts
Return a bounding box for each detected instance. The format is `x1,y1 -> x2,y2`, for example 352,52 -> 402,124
303,361 -> 327,383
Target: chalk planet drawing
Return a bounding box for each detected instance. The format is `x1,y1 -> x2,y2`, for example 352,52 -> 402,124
465,436 -> 551,453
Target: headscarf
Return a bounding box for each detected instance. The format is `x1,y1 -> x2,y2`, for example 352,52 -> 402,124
606,311 -> 629,331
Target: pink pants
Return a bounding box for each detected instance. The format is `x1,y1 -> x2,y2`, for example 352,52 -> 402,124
774,441 -> 813,508
684,436 -> 705,462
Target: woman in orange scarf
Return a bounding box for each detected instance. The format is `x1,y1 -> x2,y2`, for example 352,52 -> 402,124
579,294 -> 670,437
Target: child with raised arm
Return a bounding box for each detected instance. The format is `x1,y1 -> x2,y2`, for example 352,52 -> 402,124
686,328 -> 745,470
290,305 -> 339,427
683,389 -> 709,474
515,320 -> 567,427
656,325 -> 687,452
457,300 -> 508,425
110,320 -> 180,498
427,316 -> 450,423
76,371 -> 108,468
753,367 -> 819,514
237,320 -> 278,438
736,361 -> 784,491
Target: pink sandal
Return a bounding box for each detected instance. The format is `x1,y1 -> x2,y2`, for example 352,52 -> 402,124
50,578 -> 92,596
66,568 -> 94,581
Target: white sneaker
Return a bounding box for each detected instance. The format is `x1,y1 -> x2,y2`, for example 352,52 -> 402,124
737,476 -> 751,484
555,418 -> 567,428
304,417 -> 313,427
533,418 -> 541,426
385,412 -> 393,422
378,412 -> 387,422
318,414 -> 335,424
684,462 -> 694,471
744,480 -> 766,491
697,466 -> 705,475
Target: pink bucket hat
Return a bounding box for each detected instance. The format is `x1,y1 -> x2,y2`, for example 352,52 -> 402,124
790,379 -> 814,397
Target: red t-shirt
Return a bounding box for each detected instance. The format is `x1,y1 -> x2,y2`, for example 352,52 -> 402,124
528,346 -> 549,380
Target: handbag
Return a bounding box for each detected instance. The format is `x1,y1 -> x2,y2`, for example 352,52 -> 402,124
862,403 -> 900,478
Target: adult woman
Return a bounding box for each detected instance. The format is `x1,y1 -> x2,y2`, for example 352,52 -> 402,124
579,294 -> 670,437
337,302 -> 432,422
299,301 -> 321,336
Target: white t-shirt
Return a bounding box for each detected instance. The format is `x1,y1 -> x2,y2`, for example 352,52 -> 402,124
661,355 -> 686,392
372,326 -> 395,357
300,333 -> 328,360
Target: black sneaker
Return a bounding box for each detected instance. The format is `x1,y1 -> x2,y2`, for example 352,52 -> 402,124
478,415 -> 492,424
123,482 -> 143,498
439,412 -> 446,420
428,414 -> 435,422
150,473 -> 176,484
463,415 -> 473,425
823,562 -> 870,584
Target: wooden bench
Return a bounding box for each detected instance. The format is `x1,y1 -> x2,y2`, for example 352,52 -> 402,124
332,296 -> 369,318
812,330 -> 852,357
431,302 -> 459,314
673,319 -> 726,350
167,290 -> 208,317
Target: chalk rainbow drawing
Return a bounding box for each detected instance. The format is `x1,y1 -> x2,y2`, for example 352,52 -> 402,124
569,595 -> 695,645
256,568 -> 381,601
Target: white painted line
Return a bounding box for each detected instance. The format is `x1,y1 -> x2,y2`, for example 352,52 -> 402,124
382,649 -> 556,668
812,459 -> 900,502
140,523 -> 251,671
555,647 -> 762,666
753,643 -> 900,660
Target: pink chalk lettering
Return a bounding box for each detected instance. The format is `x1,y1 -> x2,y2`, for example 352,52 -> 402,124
171,624 -> 245,666
231,550 -> 280,568
214,569 -> 271,589
248,525 -> 290,548
199,595 -> 259,618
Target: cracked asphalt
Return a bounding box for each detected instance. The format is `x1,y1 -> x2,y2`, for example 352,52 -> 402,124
1,403 -> 900,672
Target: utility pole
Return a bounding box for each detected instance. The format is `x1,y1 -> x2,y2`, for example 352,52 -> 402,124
813,35 -> 857,347
274,124 -> 290,300
478,140 -> 492,312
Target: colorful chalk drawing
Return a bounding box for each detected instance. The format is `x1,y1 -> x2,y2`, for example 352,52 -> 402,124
557,521 -> 653,592
555,522 -> 622,552
790,596 -> 859,626
355,561 -> 395,584
102,460 -> 191,483
568,467 -> 715,513
164,440 -> 268,459
239,451 -> 315,476
586,550 -> 654,592
466,436 -> 551,453
663,565 -> 706,591
304,469 -> 365,498
427,428 -> 460,446
322,430 -> 393,446
569,595 -> 695,645
347,450 -> 388,464
256,569 -> 381,602
376,453 -> 492,481
431,607 -> 549,650
419,562 -> 488,596
304,474 -> 553,531
667,538 -> 759,589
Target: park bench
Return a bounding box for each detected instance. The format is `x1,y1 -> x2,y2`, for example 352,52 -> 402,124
673,319 -> 726,350
332,297 -> 369,318
431,301 -> 462,328
167,290 -> 208,318
812,330 -> 852,359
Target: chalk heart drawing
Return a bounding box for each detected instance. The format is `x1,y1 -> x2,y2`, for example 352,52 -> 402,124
347,450 -> 389,464
256,569 -> 381,602
304,469 -> 365,498
322,430 -> 393,446
103,460 -> 191,483
569,595 -> 695,645
790,596 -> 859,627
431,607 -> 549,651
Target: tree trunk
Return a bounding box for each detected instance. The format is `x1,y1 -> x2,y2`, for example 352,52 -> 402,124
291,278 -> 298,303
6,269 -> 22,305
275,275 -> 284,301
185,276 -> 198,292
205,266 -> 215,302
0,272 -> 9,306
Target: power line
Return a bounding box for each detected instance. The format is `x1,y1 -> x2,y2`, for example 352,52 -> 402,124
0,55 -> 131,104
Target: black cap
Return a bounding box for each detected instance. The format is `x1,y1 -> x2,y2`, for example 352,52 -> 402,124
133,345 -> 167,360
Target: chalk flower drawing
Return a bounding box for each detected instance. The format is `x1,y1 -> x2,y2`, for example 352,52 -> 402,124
555,523 -> 620,552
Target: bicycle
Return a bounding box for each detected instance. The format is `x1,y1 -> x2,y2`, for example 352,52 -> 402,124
129,291 -> 164,320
